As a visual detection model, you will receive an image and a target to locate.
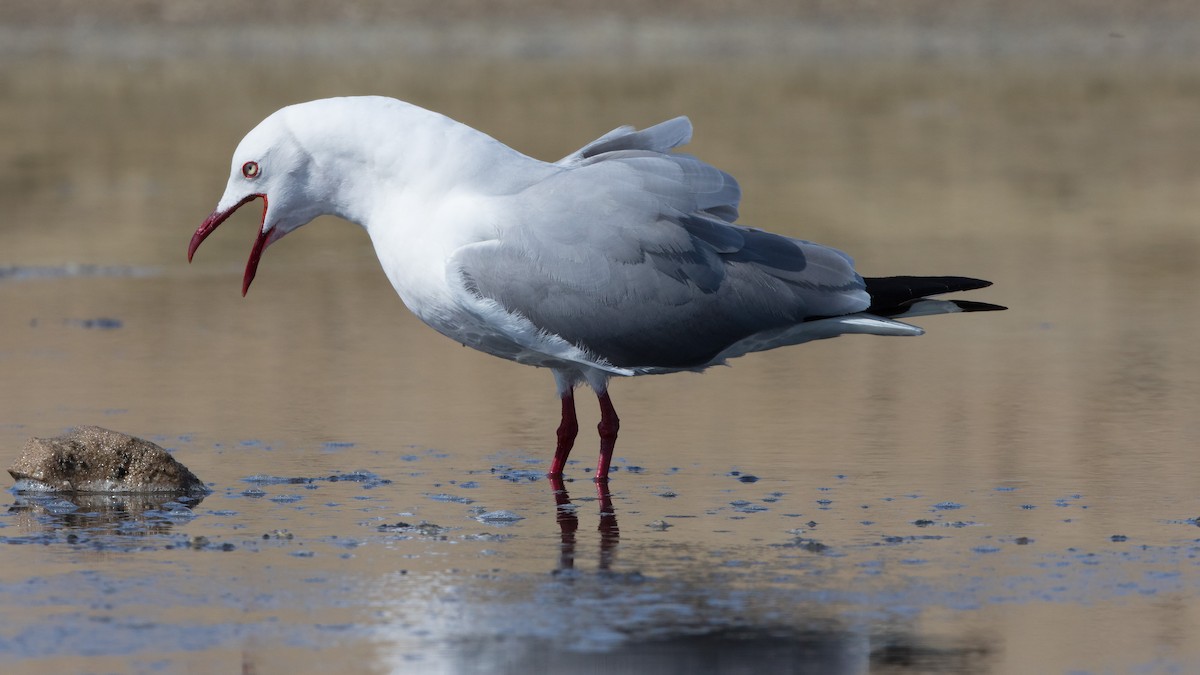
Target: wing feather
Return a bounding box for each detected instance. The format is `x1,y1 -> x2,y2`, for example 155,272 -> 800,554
450,120 -> 869,369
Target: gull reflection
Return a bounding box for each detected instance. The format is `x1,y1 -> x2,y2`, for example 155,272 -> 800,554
549,477 -> 619,572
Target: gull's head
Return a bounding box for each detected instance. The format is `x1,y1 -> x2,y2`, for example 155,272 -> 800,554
190,96 -> 497,295
188,105 -> 330,296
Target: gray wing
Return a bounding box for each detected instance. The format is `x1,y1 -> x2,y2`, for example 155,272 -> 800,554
556,116 -> 693,165
452,123 -> 870,370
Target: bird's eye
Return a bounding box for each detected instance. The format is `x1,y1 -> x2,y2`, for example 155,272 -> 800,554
241,161 -> 260,179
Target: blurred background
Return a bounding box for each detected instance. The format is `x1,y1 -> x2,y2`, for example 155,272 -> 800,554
3,0 -> 1197,479
1,3 -> 1199,674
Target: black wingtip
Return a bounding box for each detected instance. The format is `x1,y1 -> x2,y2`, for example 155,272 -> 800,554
863,275 -> 993,296
863,276 -> 1003,316
952,300 -> 1007,313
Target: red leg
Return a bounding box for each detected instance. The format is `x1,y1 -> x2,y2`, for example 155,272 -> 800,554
548,391 -> 579,477
594,391 -> 620,482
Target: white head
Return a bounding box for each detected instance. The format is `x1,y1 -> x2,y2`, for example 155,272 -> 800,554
189,96 -> 427,295
190,96 -> 534,295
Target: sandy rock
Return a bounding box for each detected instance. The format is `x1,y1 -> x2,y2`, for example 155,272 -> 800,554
8,426 -> 207,494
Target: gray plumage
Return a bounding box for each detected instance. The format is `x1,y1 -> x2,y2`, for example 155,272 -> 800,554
454,117 -> 869,369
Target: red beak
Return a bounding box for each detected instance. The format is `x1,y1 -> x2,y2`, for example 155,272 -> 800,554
188,194 -> 269,296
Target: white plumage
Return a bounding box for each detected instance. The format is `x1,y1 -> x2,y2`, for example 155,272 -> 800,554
190,96 -> 1002,481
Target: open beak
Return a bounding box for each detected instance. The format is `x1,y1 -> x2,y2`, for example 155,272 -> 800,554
188,194 -> 270,296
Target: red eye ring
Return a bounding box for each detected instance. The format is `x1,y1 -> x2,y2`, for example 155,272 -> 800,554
241,161 -> 260,179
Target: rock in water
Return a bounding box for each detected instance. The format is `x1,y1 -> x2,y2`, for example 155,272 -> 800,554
8,426 -> 208,494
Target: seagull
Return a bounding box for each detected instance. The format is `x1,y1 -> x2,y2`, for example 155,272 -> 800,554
189,96 -> 1004,482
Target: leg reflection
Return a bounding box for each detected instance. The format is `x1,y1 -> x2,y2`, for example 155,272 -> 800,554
549,477 -> 620,572
596,481 -> 619,570
551,476 -> 578,571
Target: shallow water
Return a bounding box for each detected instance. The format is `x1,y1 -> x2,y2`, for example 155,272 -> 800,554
2,27 -> 1200,675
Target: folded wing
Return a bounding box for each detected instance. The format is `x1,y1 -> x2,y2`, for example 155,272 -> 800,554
450,119 -> 870,370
